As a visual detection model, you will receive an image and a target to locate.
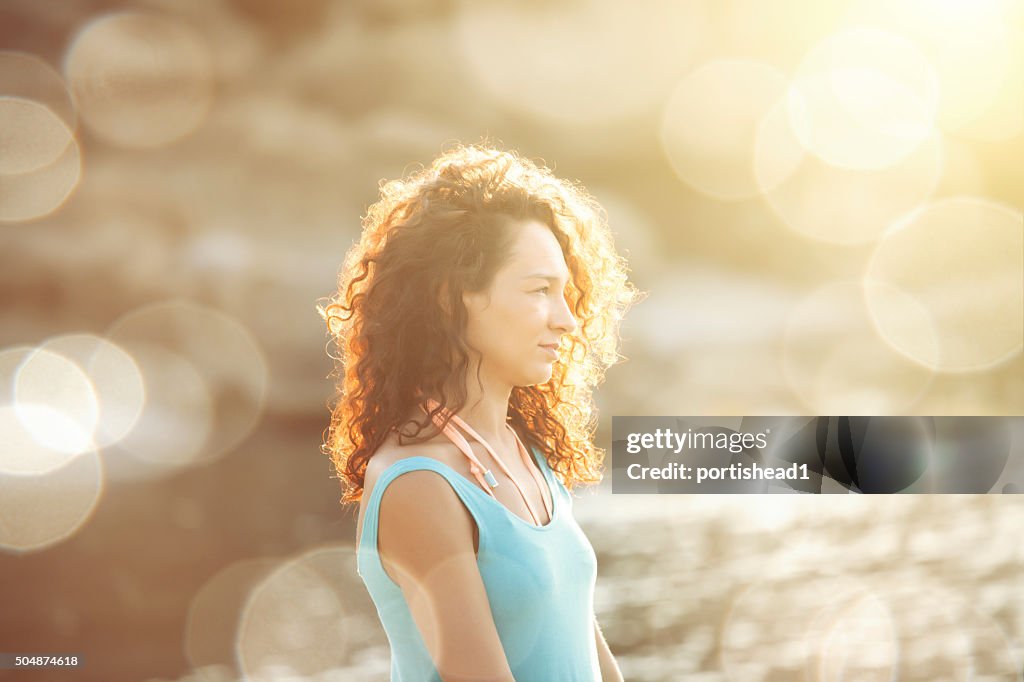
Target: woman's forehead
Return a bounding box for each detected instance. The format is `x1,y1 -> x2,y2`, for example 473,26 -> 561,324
503,220 -> 569,275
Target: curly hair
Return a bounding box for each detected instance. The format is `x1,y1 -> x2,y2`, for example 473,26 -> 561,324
319,143 -> 639,506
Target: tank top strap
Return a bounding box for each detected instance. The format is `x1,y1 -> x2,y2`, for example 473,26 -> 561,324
528,446 -> 573,507
358,456 -> 491,568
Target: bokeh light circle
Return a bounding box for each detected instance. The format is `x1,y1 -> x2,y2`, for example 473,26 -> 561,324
788,27 -> 938,171
721,568 -> 875,679
106,299 -> 267,475
0,404 -> 81,476
65,11 -> 214,148
0,97 -> 75,175
868,580 -> 973,679
847,0 -> 1014,135
0,449 -> 104,554
104,343 -> 213,476
0,132 -> 82,223
755,97 -> 942,245
14,347 -> 99,456
949,34 -> 1023,142
865,197 -> 1023,372
2,346 -> 90,476
816,592 -> 898,681
660,59 -> 789,200
0,51 -> 77,130
38,333 -> 145,449
236,545 -> 383,680
185,557 -> 280,676
454,0 -> 707,127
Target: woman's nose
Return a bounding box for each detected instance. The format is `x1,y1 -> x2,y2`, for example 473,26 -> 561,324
552,295 -> 577,334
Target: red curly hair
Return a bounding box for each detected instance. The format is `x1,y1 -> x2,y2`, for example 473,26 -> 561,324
319,143 -> 639,505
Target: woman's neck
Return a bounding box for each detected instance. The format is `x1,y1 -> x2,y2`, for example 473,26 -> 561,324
457,376 -> 513,449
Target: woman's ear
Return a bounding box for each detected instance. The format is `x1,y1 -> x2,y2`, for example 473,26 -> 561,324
461,285 -> 491,316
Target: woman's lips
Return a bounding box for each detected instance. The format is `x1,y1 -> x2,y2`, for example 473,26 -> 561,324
539,344 -> 559,358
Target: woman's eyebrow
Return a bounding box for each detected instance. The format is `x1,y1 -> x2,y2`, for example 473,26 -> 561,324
521,272 -> 570,283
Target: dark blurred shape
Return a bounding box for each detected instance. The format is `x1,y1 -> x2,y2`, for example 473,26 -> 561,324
841,416 -> 933,493
350,0 -> 455,26
0,1 -> 96,66
228,0 -> 333,44
778,417 -> 934,493
789,416 -> 1011,493
772,416 -> 826,493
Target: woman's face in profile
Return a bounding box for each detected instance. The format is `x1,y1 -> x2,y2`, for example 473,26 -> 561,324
462,219 -> 578,388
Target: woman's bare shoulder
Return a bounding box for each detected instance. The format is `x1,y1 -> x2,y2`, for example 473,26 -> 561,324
364,432 -> 478,550
363,430 -> 462,494
358,429 -> 480,557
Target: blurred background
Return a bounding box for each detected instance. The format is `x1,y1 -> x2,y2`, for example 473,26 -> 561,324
1,0 -> 1021,679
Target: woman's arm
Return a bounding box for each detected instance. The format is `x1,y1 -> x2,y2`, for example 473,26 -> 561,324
594,616 -> 624,682
377,470 -> 516,682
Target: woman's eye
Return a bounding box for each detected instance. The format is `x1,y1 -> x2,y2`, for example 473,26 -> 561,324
534,287 -> 550,295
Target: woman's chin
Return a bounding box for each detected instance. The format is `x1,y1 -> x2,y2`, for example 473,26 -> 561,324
509,369 -> 554,388
526,366 -> 555,386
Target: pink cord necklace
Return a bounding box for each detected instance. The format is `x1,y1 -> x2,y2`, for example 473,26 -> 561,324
421,399 -> 552,526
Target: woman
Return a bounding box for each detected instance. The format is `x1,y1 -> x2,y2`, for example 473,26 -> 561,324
320,144 -> 637,681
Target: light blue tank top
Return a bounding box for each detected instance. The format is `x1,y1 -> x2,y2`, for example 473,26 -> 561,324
357,448 -> 601,681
